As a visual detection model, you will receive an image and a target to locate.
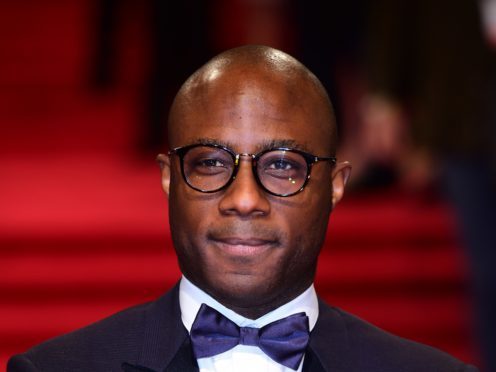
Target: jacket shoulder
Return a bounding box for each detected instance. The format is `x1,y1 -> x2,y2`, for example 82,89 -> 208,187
311,301 -> 479,371
8,286 -> 182,372
9,301 -> 152,371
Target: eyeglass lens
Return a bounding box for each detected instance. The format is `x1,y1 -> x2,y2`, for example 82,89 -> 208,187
182,146 -> 309,195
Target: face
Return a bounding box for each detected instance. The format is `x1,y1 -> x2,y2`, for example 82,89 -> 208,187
158,66 -> 350,318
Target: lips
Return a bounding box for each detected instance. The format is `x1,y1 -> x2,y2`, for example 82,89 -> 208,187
209,236 -> 279,257
216,237 -> 275,246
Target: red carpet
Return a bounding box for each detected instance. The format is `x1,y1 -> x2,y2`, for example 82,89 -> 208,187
0,1 -> 480,369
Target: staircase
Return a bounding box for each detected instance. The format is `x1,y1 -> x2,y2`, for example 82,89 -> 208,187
0,0 -> 479,369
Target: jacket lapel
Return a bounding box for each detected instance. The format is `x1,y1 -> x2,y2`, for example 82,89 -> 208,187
302,346 -> 326,372
303,299 -> 350,372
121,362 -> 158,372
121,283 -> 198,372
164,337 -> 199,372
122,338 -> 198,372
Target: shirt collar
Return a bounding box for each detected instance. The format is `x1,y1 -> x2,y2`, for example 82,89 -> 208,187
179,275 -> 319,332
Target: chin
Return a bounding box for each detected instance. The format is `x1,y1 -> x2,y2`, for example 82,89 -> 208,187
207,275 -> 270,306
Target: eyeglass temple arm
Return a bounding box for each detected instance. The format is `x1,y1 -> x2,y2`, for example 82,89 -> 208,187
314,156 -> 337,164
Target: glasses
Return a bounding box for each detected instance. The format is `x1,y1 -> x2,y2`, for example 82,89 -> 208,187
168,143 -> 336,197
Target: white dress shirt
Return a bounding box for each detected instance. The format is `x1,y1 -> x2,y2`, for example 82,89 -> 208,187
179,276 -> 319,372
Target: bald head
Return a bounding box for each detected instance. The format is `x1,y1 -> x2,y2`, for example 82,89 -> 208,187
167,45 -> 338,153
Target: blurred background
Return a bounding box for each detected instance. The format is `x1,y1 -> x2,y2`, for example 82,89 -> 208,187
1,0 -> 495,370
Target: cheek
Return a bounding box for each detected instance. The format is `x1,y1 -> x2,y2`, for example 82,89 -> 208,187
169,164 -> 215,229
283,191 -> 331,256
170,197 -> 209,241
168,194 -> 217,282
168,180 -> 212,255
291,181 -> 331,223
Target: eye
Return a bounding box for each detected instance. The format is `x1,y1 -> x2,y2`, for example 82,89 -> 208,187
267,159 -> 294,171
183,146 -> 234,178
262,157 -> 303,178
258,151 -> 308,183
196,158 -> 226,168
190,157 -> 231,176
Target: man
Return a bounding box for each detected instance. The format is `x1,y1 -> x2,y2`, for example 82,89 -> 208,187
8,45 -> 478,371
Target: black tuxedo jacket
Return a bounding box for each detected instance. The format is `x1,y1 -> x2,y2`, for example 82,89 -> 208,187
8,283 -> 478,371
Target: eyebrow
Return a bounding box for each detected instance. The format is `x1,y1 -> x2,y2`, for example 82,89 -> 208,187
194,137 -> 312,153
259,139 -> 312,152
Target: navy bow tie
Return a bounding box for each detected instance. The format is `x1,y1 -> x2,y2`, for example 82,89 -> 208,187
190,303 -> 310,370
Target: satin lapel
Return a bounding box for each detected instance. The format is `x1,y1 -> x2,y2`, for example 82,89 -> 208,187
121,362 -> 157,372
121,283 -> 196,372
304,299 -> 350,372
302,346 -> 326,372
164,337 -> 199,372
121,339 -> 198,372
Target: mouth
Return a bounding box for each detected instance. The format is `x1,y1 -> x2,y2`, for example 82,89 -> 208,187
209,236 -> 279,257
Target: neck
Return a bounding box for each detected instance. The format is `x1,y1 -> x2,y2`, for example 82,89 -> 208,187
180,276 -> 320,335
213,283 -> 313,320
223,303 -> 281,320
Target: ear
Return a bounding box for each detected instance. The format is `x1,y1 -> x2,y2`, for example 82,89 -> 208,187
156,154 -> 171,198
331,161 -> 352,208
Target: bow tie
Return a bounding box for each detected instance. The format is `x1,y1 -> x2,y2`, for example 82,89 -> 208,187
190,303 -> 310,370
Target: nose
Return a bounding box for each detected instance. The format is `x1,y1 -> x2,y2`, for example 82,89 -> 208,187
218,158 -> 271,217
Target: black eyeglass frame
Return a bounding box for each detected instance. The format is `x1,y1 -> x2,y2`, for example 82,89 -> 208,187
168,143 -> 337,197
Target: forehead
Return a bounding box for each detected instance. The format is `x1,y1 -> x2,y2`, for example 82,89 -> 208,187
169,66 -> 334,154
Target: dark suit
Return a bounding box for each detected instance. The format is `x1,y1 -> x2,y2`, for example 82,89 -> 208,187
8,283 -> 478,371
